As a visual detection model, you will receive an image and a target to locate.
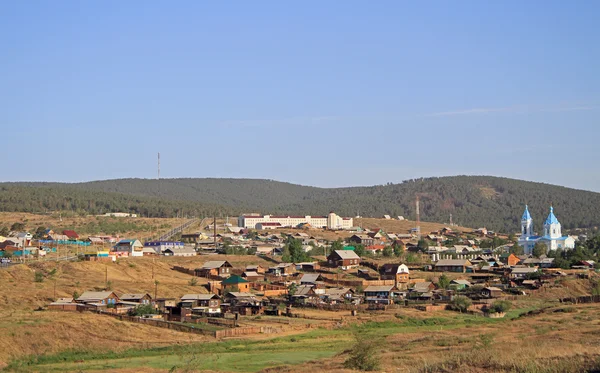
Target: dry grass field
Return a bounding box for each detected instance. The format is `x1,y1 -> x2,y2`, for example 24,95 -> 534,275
0,212 -> 189,240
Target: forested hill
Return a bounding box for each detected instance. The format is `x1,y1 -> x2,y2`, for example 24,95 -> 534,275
2,176 -> 600,233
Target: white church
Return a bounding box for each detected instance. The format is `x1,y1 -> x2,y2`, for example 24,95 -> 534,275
518,205 -> 576,254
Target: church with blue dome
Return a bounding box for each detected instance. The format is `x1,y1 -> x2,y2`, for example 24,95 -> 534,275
518,205 -> 576,254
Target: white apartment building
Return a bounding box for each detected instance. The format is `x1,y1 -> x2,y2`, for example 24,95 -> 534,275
238,212 -> 353,230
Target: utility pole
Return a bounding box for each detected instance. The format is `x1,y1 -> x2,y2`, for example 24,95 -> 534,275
416,196 -> 421,241
213,215 -> 217,250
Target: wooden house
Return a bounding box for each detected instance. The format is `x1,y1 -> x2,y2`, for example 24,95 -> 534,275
120,293 -> 152,305
327,250 -> 360,270
364,285 -> 398,305
221,275 -> 250,293
434,259 -> 472,273
195,261 -> 233,278
75,291 -> 119,306
180,294 -> 221,315
380,264 -> 410,284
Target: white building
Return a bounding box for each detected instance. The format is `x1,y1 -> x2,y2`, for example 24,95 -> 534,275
518,205 -> 575,254
238,212 -> 353,230
143,241 -> 185,255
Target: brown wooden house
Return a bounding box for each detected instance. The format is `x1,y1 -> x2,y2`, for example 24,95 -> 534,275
195,261 -> 233,278
327,250 -> 361,270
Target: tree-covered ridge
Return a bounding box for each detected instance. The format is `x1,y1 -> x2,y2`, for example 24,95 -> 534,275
2,175 -> 600,233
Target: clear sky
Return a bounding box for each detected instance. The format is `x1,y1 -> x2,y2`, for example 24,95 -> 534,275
1,1 -> 599,191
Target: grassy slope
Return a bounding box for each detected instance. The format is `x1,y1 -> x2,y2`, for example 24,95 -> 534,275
9,302 -> 600,373
0,256 -> 274,366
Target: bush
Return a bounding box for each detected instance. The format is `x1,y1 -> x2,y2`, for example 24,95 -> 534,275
448,296 -> 472,313
488,300 -> 512,314
34,271 -> 44,283
188,277 -> 198,286
343,333 -> 380,371
128,304 -> 158,316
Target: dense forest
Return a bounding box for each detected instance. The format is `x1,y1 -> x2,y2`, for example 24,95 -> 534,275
2,176 -> 600,233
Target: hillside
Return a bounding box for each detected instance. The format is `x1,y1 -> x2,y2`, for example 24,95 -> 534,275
2,176 -> 600,233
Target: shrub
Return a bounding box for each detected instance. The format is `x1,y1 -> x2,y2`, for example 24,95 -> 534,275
488,300 -> 512,314
128,304 -> 157,316
343,332 -> 380,371
34,271 -> 44,283
188,277 -> 198,286
448,296 -> 472,313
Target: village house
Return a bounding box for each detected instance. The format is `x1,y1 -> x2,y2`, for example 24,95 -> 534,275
291,285 -> 318,304
221,275 -> 250,293
62,230 -> 79,240
180,294 -> 221,315
481,286 -> 503,298
299,273 -> 323,285
222,292 -> 262,315
143,241 -> 185,255
322,287 -> 355,304
112,239 -> 144,257
267,263 -> 296,276
87,236 -> 104,245
510,267 -> 540,280
327,250 -> 361,270
195,261 -> 233,278
163,246 -> 196,256
500,253 -> 521,267
246,264 -> 266,274
434,259 -> 472,273
75,291 -> 120,306
120,293 -> 152,305
409,281 -> 436,297
379,263 -> 410,287
364,285 -> 398,305
348,234 -> 374,247
449,279 -> 472,290
242,271 -> 264,282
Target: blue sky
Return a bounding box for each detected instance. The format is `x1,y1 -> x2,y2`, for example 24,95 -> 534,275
1,1 -> 599,190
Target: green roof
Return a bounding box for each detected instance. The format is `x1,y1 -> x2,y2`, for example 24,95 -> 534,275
222,275 -> 249,285
343,246 -> 355,250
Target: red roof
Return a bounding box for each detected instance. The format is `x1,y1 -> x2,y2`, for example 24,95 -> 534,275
62,230 -> 79,238
366,245 -> 385,251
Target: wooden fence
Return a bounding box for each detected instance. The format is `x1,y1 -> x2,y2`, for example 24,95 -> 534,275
560,295 -> 600,304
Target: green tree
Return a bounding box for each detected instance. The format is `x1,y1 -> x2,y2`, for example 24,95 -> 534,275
509,243 -> 524,255
287,282 -> 297,297
282,237 -> 309,263
448,296 -> 472,313
489,300 -> 512,314
330,239 -> 344,252
532,242 -> 548,258
393,244 -> 404,257
0,226 -> 8,236
128,304 -> 158,316
33,226 -> 46,239
382,246 -> 393,257
437,274 -> 451,289
10,222 -> 25,232
417,239 -> 429,251
352,244 -> 366,257
34,271 -> 44,283
343,332 -> 380,371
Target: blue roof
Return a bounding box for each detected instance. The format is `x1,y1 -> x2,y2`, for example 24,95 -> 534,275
521,205 -> 531,220
544,206 -> 560,225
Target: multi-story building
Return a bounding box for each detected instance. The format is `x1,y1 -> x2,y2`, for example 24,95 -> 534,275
238,211 -> 353,230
